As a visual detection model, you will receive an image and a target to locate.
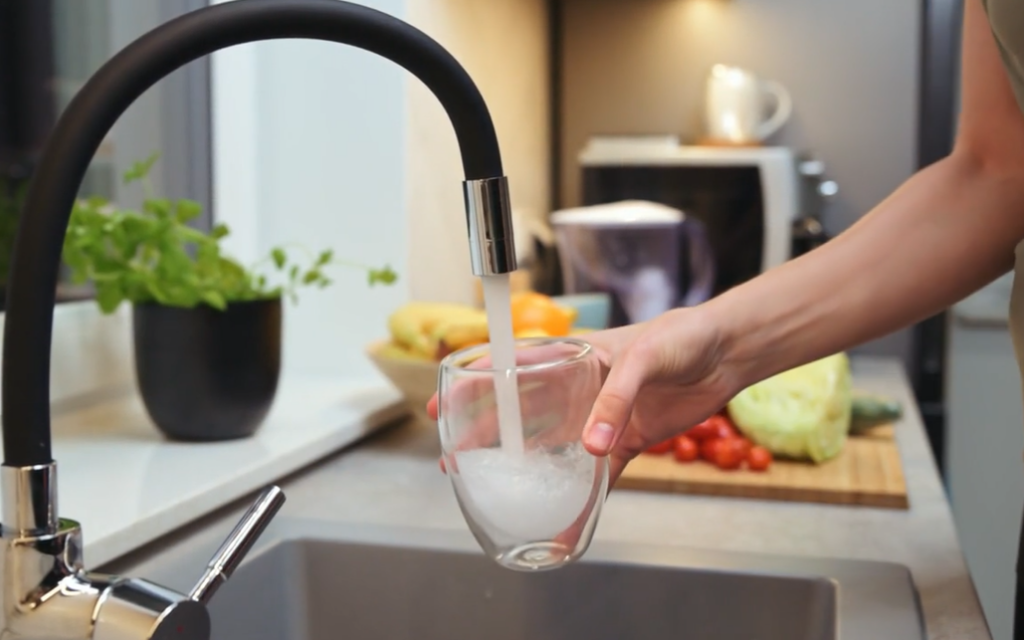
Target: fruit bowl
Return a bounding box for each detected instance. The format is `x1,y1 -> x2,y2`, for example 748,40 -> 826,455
365,340 -> 440,428
366,293 -> 610,428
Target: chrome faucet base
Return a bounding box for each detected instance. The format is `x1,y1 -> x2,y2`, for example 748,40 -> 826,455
0,463 -> 210,640
2,464 -> 58,535
0,463 -> 283,639
1,516 -> 98,639
0,516 -> 210,640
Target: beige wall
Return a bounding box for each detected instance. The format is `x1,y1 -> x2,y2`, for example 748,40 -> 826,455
406,0 -> 551,304
559,0 -> 921,362
560,0 -> 920,229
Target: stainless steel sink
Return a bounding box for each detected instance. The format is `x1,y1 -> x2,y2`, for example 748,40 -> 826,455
104,518 -> 925,640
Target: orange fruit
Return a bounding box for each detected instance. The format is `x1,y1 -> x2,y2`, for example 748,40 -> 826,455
510,292 -> 577,337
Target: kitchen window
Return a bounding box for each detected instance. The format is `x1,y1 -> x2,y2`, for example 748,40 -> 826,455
0,0 -> 213,405
0,0 -> 213,308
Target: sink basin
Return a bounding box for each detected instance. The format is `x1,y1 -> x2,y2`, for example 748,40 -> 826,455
105,518 -> 924,640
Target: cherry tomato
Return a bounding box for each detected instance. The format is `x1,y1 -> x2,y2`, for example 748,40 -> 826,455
700,438 -> 720,462
715,423 -> 737,440
673,435 -> 699,462
734,437 -> 752,459
645,439 -> 674,455
748,446 -> 773,471
707,415 -> 738,439
713,438 -> 744,470
687,420 -> 718,441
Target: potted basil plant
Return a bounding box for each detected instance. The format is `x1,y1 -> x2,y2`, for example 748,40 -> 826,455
62,153 -> 397,441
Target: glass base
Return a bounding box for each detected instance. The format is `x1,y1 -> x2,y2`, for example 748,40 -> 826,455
497,541 -> 575,572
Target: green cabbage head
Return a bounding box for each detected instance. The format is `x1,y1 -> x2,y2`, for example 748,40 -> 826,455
727,352 -> 852,463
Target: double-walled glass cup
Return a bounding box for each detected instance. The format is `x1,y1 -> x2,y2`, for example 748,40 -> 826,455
437,337 -> 608,571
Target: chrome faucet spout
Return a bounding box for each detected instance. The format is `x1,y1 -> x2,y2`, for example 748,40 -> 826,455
0,1 -> 517,638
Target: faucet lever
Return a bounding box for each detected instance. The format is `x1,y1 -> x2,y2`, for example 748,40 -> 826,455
189,485 -> 286,604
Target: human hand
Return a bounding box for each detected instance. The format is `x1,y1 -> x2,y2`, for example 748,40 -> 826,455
427,306 -> 741,487
574,307 -> 740,485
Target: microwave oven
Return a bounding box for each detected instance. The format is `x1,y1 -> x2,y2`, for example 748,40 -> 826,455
577,137 -> 801,299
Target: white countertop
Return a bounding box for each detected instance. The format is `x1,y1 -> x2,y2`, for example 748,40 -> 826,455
29,374 -> 405,567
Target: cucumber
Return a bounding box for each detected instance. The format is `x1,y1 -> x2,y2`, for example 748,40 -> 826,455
850,393 -> 903,433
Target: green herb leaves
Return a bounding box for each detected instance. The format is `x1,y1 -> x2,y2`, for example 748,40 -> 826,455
368,265 -> 398,286
271,248 -> 287,270
63,193 -> 251,313
123,152 -> 160,185
62,153 -> 398,314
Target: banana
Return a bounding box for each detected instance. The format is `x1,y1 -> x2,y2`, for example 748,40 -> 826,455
386,295 -> 584,361
388,302 -> 489,360
375,341 -> 431,362
433,317 -> 489,353
514,328 -> 550,339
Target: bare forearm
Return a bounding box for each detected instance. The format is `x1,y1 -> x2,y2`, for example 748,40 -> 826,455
709,151 -> 1024,387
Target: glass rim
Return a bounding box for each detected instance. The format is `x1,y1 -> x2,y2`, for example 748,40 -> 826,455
439,336 -> 594,374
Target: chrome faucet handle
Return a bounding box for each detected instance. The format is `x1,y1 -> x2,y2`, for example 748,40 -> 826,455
88,485 -> 287,640
190,485 -> 286,604
0,466 -> 287,639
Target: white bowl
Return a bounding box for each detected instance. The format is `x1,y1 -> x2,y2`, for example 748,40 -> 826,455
366,340 -> 439,428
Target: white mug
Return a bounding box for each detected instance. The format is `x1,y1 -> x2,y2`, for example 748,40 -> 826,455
704,64 -> 792,144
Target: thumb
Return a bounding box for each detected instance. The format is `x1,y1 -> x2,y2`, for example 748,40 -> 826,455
582,349 -> 648,457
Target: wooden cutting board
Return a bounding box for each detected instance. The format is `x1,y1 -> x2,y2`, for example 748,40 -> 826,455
618,425 -> 909,509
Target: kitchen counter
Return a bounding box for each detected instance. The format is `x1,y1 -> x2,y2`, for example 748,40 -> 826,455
105,356 -> 989,639
34,374 -> 406,566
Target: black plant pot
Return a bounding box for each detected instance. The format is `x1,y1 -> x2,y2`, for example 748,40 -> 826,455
132,298 -> 282,441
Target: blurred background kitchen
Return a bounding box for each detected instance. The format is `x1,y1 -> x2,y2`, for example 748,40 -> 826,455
2,0 -> 1016,636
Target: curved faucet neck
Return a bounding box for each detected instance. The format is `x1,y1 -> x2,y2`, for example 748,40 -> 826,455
1,0 -> 513,469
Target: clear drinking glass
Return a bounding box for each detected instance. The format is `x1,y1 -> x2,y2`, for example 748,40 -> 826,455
437,337 -> 608,572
